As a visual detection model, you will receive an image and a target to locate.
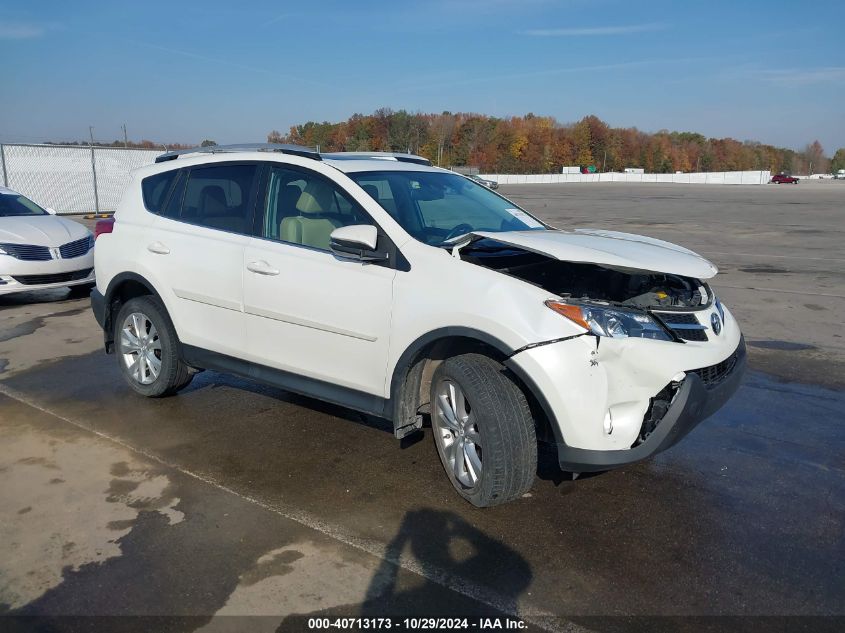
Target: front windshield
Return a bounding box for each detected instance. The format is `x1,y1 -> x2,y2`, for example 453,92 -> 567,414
0,193 -> 49,217
349,171 -> 546,246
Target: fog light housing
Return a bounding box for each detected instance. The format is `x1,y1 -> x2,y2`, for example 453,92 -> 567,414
603,411 -> 613,435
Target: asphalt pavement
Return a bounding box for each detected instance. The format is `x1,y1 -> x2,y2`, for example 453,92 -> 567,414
0,181 -> 842,632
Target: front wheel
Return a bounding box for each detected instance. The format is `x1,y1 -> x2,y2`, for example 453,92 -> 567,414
114,296 -> 193,397
430,354 -> 537,507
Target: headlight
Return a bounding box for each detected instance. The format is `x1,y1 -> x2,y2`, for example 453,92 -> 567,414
0,246 -> 7,255
545,300 -> 673,341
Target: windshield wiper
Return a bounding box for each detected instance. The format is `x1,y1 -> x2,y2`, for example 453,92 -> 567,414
439,233 -> 474,246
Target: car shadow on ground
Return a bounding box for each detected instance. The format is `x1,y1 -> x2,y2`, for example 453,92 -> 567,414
273,508 -> 532,625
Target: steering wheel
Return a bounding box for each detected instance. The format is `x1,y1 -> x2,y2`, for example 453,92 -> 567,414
443,223 -> 474,243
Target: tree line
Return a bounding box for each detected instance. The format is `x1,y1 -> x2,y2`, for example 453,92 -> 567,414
268,109 -> 841,175
41,139 -> 194,150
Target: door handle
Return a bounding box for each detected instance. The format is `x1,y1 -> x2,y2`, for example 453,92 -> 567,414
147,241 -> 170,255
247,260 -> 280,276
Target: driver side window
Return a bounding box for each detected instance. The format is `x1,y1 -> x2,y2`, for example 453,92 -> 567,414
262,166 -> 372,251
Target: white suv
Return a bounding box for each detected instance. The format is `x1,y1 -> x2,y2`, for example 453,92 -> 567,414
92,144 -> 745,507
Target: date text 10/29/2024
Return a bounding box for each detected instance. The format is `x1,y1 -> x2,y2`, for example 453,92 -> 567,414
307,618 -> 528,630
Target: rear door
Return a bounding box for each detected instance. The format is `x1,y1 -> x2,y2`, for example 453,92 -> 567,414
145,162 -> 260,357
242,163 -> 396,399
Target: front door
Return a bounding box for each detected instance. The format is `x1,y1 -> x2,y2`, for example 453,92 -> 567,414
243,164 -> 395,399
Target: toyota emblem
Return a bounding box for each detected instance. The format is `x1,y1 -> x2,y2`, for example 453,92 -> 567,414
711,312 -> 722,335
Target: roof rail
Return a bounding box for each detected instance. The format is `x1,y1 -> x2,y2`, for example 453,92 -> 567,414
320,152 -> 432,166
155,143 -> 320,164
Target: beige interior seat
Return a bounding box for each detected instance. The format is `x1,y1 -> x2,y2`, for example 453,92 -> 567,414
198,185 -> 247,233
280,180 -> 341,250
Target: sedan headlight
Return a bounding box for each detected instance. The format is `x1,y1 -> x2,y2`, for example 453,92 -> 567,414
545,300 -> 672,341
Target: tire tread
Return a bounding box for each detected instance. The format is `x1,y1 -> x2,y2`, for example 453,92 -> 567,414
432,353 -> 536,507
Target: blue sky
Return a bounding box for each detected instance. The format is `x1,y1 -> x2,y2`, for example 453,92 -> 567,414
1,0 -> 843,152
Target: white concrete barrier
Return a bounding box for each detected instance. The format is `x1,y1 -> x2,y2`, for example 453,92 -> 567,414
479,170 -> 771,186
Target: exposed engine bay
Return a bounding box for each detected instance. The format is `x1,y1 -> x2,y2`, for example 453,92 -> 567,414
463,247 -> 710,310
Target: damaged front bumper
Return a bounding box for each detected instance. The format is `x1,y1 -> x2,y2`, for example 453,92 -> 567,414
505,302 -> 746,472
556,337 -> 746,471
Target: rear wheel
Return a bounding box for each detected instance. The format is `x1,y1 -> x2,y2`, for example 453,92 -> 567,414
115,296 -> 192,397
430,354 -> 536,507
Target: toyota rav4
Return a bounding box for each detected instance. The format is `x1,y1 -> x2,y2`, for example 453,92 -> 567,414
91,144 -> 745,507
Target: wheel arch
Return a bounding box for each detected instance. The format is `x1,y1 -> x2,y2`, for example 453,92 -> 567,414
102,272 -> 167,353
388,328 -> 556,444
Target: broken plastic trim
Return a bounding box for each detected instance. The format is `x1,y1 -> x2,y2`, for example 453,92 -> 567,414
509,332 -> 589,356
634,377 -> 685,447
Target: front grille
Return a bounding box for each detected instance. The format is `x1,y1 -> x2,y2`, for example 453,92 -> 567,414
0,243 -> 51,261
11,269 -> 93,286
59,236 -> 92,259
690,352 -> 739,389
654,311 -> 708,342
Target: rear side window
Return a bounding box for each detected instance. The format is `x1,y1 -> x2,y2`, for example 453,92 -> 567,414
161,171 -> 186,219
177,164 -> 259,234
141,170 -> 178,214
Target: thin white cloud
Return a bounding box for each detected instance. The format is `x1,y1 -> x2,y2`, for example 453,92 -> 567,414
138,42 -> 332,89
522,23 -> 666,36
761,67 -> 845,85
0,22 -> 46,40
263,12 -> 296,27
394,56 -> 720,93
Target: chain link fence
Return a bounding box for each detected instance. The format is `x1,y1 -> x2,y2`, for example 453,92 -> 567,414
0,143 -> 161,215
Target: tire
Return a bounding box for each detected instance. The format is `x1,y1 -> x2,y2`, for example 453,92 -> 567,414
430,353 -> 537,507
114,295 -> 193,397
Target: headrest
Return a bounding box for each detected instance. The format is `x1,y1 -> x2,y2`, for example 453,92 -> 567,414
200,185 -> 228,216
277,184 -> 302,215
296,180 -> 335,214
362,184 -> 380,201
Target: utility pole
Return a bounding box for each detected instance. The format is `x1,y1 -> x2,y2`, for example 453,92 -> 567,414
89,126 -> 100,214
602,149 -> 607,172
122,123 -> 128,149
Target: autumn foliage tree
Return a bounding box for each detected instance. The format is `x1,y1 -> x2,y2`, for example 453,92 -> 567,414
831,148 -> 845,173
268,110 -> 828,175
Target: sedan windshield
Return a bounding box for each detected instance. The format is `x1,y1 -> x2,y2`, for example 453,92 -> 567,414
349,171 -> 546,246
0,193 -> 49,217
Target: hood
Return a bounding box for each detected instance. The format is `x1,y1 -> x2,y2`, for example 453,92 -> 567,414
0,215 -> 91,246
468,229 -> 718,279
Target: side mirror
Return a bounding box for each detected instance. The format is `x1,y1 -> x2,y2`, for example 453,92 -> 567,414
45,207 -> 57,215
330,225 -> 387,262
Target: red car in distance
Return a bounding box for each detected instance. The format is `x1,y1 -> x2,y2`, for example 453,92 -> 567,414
771,173 -> 799,184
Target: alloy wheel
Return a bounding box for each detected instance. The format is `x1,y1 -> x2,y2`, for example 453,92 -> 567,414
433,378 -> 483,489
119,312 -> 162,385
